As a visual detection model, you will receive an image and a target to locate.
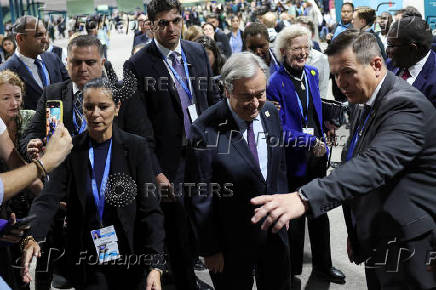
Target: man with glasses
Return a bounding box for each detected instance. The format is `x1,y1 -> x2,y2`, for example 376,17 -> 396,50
124,0 -> 219,289
0,16 -> 69,110
386,16 -> 436,108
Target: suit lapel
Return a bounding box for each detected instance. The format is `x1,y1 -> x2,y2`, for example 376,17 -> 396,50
219,101 -> 266,182
413,51 -> 435,93
110,128 -> 132,239
62,82 -> 74,132
259,106 -> 275,185
70,132 -> 91,211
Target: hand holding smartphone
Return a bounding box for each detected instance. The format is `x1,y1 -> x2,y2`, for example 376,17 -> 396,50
45,100 -> 63,143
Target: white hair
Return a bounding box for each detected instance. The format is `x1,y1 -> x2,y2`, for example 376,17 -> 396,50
273,25 -> 312,63
221,52 -> 269,94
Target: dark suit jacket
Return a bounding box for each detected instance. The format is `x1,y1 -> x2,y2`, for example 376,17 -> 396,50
20,79 -> 152,157
0,52 -> 69,110
302,71 -> 436,263
387,50 -> 436,108
185,100 -> 288,257
124,40 -> 220,180
215,28 -> 232,58
132,33 -> 151,50
28,127 -> 165,285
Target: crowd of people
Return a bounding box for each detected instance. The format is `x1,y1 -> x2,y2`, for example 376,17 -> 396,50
0,0 -> 435,290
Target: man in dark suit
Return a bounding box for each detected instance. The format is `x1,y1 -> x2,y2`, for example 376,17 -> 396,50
206,14 -> 232,58
22,35 -> 149,161
386,16 -> 436,108
132,13 -> 153,52
124,0 -> 219,289
252,30 -> 436,289
0,16 -> 69,110
186,52 -> 291,289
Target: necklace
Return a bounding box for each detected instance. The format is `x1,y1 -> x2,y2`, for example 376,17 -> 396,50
284,67 -> 306,90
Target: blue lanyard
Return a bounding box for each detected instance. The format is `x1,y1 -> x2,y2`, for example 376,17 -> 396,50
346,110 -> 372,161
294,72 -> 310,126
89,139 -> 112,225
161,48 -> 193,101
72,108 -> 87,135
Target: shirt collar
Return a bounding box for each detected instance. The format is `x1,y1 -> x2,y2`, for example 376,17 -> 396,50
226,98 -> 260,131
154,38 -> 182,59
366,73 -> 387,106
72,82 -> 80,95
408,50 -> 431,79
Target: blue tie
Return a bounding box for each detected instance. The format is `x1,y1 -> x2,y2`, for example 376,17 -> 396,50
168,52 -> 192,139
34,59 -> 49,87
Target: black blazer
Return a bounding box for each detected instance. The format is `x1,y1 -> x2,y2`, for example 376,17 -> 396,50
302,71 -> 436,263
20,79 -> 152,157
28,127 -> 165,285
124,39 -> 220,180
185,100 -> 288,257
215,28 -> 232,58
0,52 -> 69,110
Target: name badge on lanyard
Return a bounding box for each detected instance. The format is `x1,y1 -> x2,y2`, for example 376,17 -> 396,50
89,140 -> 119,263
295,72 -> 311,132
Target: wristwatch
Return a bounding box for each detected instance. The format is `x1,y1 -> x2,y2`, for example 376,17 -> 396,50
297,188 -> 309,202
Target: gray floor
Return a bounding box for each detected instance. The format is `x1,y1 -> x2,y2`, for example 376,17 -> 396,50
50,30 -> 367,290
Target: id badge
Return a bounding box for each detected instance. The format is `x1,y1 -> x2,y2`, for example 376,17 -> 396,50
303,127 -> 314,135
91,225 -> 120,263
187,104 -> 198,123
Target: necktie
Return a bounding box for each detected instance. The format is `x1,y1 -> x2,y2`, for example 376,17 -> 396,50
168,52 -> 192,139
401,69 -> 411,80
34,59 -> 49,87
246,121 -> 260,167
73,91 -> 84,134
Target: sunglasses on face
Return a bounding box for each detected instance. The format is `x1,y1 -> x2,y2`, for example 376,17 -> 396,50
156,17 -> 182,28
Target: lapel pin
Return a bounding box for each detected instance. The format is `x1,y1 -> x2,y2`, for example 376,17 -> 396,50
265,111 -> 270,117
282,81 -> 284,88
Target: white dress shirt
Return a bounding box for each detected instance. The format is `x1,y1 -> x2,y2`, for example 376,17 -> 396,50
154,38 -> 194,97
227,99 -> 268,180
404,50 -> 431,85
15,50 -> 50,88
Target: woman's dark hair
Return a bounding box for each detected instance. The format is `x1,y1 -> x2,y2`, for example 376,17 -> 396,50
202,22 -> 216,31
83,77 -> 116,102
195,36 -> 225,76
2,36 -> 17,60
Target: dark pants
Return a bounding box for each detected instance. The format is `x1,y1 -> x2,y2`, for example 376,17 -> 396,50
80,265 -> 147,290
209,235 -> 291,290
288,156 -> 332,275
161,157 -> 197,290
364,230 -> 436,290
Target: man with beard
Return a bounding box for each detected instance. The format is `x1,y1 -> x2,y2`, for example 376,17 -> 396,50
378,12 -> 393,53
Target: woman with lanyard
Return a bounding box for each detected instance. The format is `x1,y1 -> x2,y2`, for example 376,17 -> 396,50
21,77 -> 165,290
267,25 -> 345,283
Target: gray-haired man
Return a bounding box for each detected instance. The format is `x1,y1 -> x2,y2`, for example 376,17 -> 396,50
186,52 -> 291,289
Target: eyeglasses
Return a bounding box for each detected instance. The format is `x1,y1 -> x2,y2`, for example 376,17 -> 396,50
289,46 -> 310,53
156,17 -> 182,28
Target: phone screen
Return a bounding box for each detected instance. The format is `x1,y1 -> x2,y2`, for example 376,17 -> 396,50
46,102 -> 62,140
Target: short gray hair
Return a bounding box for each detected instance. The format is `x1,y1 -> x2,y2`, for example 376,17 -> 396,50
221,52 -> 269,94
274,25 -> 312,63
